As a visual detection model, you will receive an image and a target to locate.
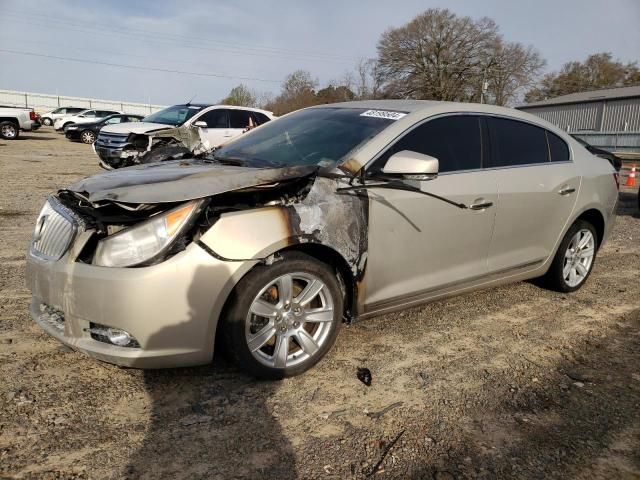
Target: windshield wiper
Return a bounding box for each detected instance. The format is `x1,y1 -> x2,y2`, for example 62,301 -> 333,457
337,178 -> 468,209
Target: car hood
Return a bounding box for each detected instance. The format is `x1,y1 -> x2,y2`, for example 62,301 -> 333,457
100,122 -> 175,135
66,159 -> 318,204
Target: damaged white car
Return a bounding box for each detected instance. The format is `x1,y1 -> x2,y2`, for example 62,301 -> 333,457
93,104 -> 274,169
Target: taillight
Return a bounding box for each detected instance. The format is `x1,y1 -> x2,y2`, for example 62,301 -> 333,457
613,172 -> 619,190
29,111 -> 36,121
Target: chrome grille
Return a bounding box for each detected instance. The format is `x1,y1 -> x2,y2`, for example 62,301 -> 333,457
30,197 -> 82,261
95,132 -> 129,149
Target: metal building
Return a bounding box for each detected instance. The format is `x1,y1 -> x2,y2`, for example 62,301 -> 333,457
517,85 -> 640,132
517,85 -> 640,153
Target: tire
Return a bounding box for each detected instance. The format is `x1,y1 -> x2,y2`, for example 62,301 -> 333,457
0,121 -> 19,140
80,130 -> 96,144
222,251 -> 343,379
543,220 -> 598,292
42,117 -> 52,126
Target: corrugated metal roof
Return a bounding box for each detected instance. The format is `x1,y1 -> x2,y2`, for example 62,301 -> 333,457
519,85 -> 640,109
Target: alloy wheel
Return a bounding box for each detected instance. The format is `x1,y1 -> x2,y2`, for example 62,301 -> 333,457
563,229 -> 595,287
81,131 -> 96,144
245,272 -> 334,369
1,124 -> 17,138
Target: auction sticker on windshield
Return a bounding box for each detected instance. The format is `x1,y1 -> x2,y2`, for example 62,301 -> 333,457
360,110 -> 407,120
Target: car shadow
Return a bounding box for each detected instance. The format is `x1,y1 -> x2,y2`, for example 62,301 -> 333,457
407,307 -> 640,479
124,265 -> 297,479
617,190 -> 639,217
15,135 -> 58,141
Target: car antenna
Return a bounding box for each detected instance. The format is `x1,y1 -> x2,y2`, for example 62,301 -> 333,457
186,94 -> 197,106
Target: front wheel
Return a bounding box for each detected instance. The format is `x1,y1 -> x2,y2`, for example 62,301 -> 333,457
42,117 -> 52,126
80,130 -> 96,144
222,252 -> 343,378
544,220 -> 597,292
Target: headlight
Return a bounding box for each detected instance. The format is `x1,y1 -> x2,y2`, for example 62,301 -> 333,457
93,200 -> 201,267
66,125 -> 78,130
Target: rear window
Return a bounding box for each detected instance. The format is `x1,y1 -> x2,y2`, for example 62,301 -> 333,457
488,117 -> 549,167
547,131 -> 570,162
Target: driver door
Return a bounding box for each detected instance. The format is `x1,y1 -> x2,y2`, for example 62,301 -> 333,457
363,115 -> 498,314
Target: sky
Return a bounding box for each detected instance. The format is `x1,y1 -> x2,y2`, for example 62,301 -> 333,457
0,0 -> 639,107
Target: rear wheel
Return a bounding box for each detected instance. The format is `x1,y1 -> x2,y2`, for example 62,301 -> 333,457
0,121 -> 19,140
222,252 -> 343,378
544,220 -> 597,292
80,130 -> 96,144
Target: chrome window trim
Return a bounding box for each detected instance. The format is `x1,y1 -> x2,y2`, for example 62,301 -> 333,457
363,111 -> 574,177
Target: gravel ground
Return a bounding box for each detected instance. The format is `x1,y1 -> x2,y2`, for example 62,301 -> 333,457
1,130 -> 639,480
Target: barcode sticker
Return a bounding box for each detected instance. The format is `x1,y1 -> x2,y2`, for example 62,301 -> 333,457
360,110 -> 407,120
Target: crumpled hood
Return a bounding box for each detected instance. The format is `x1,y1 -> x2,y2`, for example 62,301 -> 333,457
100,122 -> 174,135
67,159 -> 318,204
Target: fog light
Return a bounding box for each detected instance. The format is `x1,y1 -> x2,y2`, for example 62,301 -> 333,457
86,323 -> 140,348
107,328 -> 135,346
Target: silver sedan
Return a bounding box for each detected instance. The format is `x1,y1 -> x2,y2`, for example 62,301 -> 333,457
26,100 -> 618,378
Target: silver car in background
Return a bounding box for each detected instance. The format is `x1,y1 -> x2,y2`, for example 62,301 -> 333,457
26,100 -> 618,378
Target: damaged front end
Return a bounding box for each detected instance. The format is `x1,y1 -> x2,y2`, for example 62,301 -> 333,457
95,124 -> 212,170
38,159 -> 369,320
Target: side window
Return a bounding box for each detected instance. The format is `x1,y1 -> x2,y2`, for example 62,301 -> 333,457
198,109 -> 229,128
251,112 -> 271,125
229,109 -> 254,129
83,110 -> 96,118
375,115 -> 483,173
104,117 -> 122,124
128,116 -> 141,123
55,108 -> 65,114
488,117 -> 549,167
546,131 -> 570,162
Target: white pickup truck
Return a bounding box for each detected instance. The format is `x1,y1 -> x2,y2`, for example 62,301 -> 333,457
0,106 -> 41,140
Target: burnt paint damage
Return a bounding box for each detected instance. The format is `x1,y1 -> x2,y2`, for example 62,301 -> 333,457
67,159 -> 319,203
57,161 -> 371,320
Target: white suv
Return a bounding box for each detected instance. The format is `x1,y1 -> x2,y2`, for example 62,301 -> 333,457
94,104 -> 274,168
54,109 -> 122,131
40,107 -> 85,126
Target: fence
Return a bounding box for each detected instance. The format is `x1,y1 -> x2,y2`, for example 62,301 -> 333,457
572,131 -> 640,154
0,89 -> 166,116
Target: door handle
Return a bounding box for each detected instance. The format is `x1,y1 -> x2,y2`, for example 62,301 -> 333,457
558,187 -> 576,196
469,201 -> 493,210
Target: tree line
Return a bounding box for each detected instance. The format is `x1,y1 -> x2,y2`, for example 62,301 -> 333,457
220,8 -> 640,115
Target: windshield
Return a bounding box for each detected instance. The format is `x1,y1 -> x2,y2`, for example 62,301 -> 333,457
142,105 -> 204,126
209,107 -> 398,168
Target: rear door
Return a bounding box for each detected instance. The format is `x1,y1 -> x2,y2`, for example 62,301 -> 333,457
486,117 -> 580,273
228,109 -> 256,141
364,115 -> 498,311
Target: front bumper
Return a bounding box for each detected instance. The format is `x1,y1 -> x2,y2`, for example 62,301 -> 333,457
26,238 -> 254,368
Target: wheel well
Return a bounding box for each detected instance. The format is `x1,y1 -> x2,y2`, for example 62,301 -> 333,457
0,117 -> 19,125
576,209 -> 605,249
280,244 -> 356,320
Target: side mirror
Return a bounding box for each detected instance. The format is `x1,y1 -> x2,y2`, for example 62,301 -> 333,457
193,121 -> 208,128
381,150 -> 439,180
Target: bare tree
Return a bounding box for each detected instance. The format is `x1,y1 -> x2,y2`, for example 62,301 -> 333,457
376,9 -> 499,101
265,70 -> 319,115
484,40 -> 546,106
526,53 -> 640,102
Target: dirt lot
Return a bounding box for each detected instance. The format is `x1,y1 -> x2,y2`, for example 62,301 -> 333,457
1,130 -> 639,480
